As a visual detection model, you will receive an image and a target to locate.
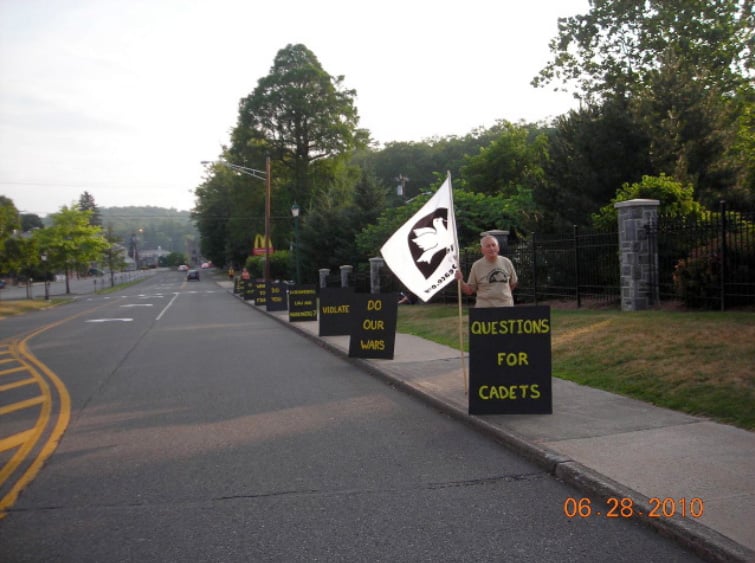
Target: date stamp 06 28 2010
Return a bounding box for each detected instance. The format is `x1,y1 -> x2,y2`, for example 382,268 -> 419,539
563,497 -> 705,520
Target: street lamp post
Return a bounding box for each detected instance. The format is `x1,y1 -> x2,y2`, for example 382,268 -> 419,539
202,157 -> 272,281
290,202 -> 301,284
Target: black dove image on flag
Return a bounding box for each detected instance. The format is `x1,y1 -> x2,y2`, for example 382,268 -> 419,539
380,174 -> 459,302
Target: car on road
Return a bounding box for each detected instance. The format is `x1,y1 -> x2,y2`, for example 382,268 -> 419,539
178,264 -> 189,271
186,269 -> 200,281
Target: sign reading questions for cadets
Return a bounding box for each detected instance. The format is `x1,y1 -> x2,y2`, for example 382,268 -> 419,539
348,293 -> 398,359
266,282 -> 288,312
288,285 -> 317,322
468,306 -> 552,415
318,287 -> 355,336
253,281 -> 267,307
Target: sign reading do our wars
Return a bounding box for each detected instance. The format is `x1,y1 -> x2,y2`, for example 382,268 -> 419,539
468,306 -> 552,415
348,294 -> 398,359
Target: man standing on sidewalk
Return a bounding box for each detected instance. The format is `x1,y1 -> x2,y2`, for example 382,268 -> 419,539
456,235 -> 517,307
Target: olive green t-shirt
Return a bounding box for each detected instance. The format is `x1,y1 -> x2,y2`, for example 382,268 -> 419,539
467,255 -> 517,307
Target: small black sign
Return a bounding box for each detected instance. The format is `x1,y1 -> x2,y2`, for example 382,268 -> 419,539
288,285 -> 317,322
348,294 -> 398,359
266,282 -> 288,312
254,281 -> 267,307
242,279 -> 256,301
318,287 -> 355,336
468,306 -> 552,415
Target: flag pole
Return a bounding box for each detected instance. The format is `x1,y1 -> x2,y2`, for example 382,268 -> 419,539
457,277 -> 468,396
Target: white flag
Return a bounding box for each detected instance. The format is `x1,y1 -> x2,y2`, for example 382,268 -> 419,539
380,174 -> 459,302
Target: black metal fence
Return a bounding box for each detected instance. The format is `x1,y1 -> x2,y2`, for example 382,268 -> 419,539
335,202 -> 754,311
506,227 -> 620,307
649,203 -> 755,310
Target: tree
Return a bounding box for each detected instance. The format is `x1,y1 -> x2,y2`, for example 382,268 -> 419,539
21,213 -> 44,231
101,225 -> 127,287
34,205 -> 109,294
533,0 -> 755,207
231,43 -> 368,208
591,173 -> 707,230
78,191 -> 101,226
533,0 -> 754,103
0,196 -> 22,277
536,98 -> 653,230
355,185 -> 536,259
193,164 -> 266,268
197,44 -> 370,272
298,167 -> 389,280
460,121 -> 547,198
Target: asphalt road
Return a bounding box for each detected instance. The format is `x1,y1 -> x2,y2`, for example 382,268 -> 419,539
0,271 -> 703,562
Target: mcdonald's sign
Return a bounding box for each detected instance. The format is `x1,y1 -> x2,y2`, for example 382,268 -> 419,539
252,234 -> 274,256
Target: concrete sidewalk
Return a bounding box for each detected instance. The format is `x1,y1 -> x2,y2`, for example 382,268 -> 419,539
223,283 -> 754,562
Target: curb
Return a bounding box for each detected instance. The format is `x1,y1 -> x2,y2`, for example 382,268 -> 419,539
229,287 -> 754,563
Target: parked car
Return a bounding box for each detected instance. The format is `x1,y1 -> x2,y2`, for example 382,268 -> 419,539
178,265 -> 189,271
186,269 -> 200,281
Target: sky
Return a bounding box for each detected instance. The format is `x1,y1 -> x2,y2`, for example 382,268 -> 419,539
0,0 -> 589,217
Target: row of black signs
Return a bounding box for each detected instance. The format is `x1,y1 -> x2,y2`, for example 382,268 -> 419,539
235,280 -> 551,415
237,281 -> 398,359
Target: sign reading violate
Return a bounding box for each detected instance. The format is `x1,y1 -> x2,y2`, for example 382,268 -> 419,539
348,294 -> 398,359
468,306 -> 552,415
318,287 -> 354,336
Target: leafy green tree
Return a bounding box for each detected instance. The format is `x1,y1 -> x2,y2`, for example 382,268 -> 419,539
533,0 -> 753,103
78,191 -> 101,226
101,225 -> 127,286
460,121 -> 547,197
298,168 -> 388,279
34,205 -> 109,293
592,174 -> 707,230
230,43 -> 368,209
165,251 -> 188,267
533,0 -> 755,208
357,124 -> 511,204
536,98 -> 653,230
197,44 -> 371,273
0,196 -> 22,277
193,164 -> 267,268
21,213 -> 44,231
0,196 -> 19,239
356,185 -> 535,259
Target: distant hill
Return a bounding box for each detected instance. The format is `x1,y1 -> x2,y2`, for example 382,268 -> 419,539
99,206 -> 198,254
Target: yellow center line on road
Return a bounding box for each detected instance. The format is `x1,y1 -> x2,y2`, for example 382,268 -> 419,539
0,298 -> 123,519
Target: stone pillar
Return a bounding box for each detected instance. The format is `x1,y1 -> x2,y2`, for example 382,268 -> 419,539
369,257 -> 384,294
615,199 -> 660,311
318,268 -> 330,289
481,229 -> 510,254
339,265 -> 353,288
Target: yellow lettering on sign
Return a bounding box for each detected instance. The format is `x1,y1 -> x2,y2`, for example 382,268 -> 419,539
359,339 -> 385,351
362,319 -> 385,330
470,319 -> 550,335
496,352 -> 529,366
478,384 -> 541,400
321,305 -> 350,314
